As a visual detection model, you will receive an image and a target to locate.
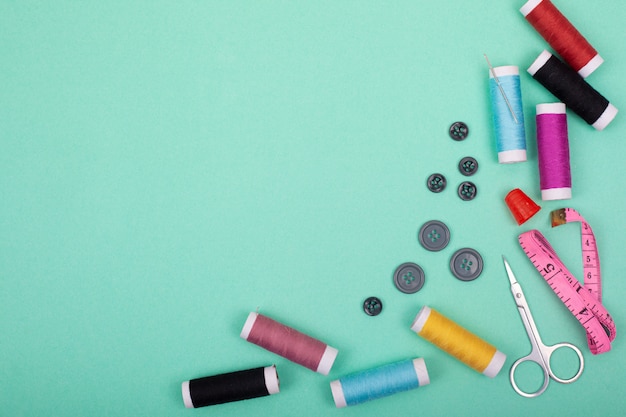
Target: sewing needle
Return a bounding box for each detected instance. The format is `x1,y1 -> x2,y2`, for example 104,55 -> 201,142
484,53 -> 519,124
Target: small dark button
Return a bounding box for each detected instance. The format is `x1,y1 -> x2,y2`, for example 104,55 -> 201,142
427,173 -> 447,193
450,248 -> 484,281
449,122 -> 469,141
363,296 -> 383,316
393,262 -> 425,294
458,157 -> 478,176
418,220 -> 450,252
458,181 -> 477,201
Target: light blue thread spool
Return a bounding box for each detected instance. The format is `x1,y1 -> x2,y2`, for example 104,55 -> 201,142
330,358 -> 429,407
489,66 -> 527,163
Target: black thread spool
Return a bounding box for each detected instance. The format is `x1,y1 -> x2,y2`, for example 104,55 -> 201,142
181,365 -> 280,408
527,50 -> 618,131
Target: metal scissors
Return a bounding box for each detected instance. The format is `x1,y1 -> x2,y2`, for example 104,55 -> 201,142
502,256 -> 584,398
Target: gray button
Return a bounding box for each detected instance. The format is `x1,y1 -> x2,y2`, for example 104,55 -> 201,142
450,248 -> 484,281
427,173 -> 447,193
393,262 -> 425,294
458,157 -> 478,176
418,220 -> 450,252
449,121 -> 469,141
458,181 -> 477,201
363,296 -> 383,316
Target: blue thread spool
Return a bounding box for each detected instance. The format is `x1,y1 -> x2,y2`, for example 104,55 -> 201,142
489,66 -> 527,163
329,358 -> 429,407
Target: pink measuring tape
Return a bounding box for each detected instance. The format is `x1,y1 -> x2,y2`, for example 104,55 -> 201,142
518,208 -> 616,354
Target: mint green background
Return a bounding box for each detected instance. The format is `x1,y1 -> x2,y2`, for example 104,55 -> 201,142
2,1 -> 625,416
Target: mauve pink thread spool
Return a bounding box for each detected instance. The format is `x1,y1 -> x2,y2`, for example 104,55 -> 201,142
241,312 -> 338,375
536,103 -> 572,200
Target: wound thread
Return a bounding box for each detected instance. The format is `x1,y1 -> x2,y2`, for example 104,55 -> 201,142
536,103 -> 572,200
181,365 -> 279,408
521,0 -> 602,77
489,65 -> 527,163
411,306 -> 506,377
330,358 -> 429,407
241,312 -> 338,375
528,50 -> 618,130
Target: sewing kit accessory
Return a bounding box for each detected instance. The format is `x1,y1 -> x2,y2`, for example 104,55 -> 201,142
363,297 -> 383,316
449,121 -> 469,140
449,248 -> 483,281
528,50 -> 618,130
502,257 -> 584,398
457,181 -> 477,201
520,0 -> 602,78
458,156 -> 479,176
488,65 -> 527,163
241,312 -> 338,374
181,365 -> 280,408
536,103 -> 571,200
427,173 -> 447,193
505,188 -> 541,225
393,262 -> 425,294
411,306 -> 506,377
418,220 -> 450,251
330,358 -> 430,407
518,208 -> 616,354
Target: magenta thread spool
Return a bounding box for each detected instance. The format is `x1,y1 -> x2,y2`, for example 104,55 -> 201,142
241,312 -> 338,375
536,103 -> 571,200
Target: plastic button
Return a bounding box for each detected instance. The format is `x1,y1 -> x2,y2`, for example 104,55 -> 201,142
393,262 -> 425,294
427,173 -> 447,193
450,248 -> 484,281
418,220 -> 450,252
458,181 -> 477,201
458,157 -> 478,176
363,297 -> 383,316
449,122 -> 469,141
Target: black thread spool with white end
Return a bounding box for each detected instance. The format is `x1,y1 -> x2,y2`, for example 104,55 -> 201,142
527,50 -> 618,130
181,365 -> 279,408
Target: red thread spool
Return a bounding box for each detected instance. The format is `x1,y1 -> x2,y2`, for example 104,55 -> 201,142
505,188 -> 541,225
241,312 -> 338,375
520,0 -> 602,78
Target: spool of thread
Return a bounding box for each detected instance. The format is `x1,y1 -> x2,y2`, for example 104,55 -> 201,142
528,50 -> 618,130
488,66 -> 527,163
181,365 -> 279,408
330,358 -> 430,408
536,103 -> 572,200
241,312 -> 338,375
411,306 -> 506,378
520,0 -> 602,78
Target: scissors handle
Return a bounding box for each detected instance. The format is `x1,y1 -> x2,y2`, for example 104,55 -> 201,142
510,342 -> 584,398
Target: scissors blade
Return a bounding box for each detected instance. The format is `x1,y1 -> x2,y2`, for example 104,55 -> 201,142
502,256 -> 545,345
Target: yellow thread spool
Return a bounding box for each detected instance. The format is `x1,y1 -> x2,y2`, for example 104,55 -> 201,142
411,306 -> 506,378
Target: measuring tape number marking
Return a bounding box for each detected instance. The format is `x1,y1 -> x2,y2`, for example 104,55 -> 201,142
518,208 -> 616,355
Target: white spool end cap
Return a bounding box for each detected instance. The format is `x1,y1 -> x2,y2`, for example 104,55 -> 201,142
412,357 -> 430,387
498,149 -> 527,164
519,0 -> 543,16
240,312 -> 258,340
483,350 -> 507,378
578,54 -> 604,78
264,365 -> 280,394
592,103 -> 618,131
410,306 -> 431,334
536,102 -> 566,115
181,380 -> 194,408
316,345 -> 338,375
330,379 -> 347,408
489,65 -> 519,78
527,50 -> 553,76
542,187 -> 572,201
